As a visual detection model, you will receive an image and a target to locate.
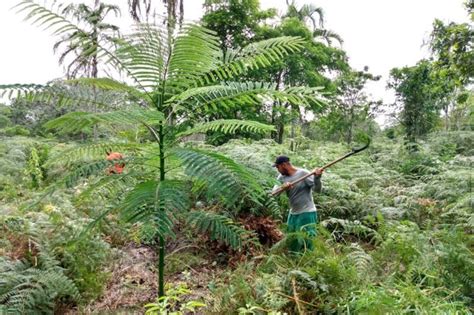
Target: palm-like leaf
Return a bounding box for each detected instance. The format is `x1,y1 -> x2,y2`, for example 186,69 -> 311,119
185,37 -> 307,90
0,82 -> 127,110
173,148 -> 268,209
172,82 -> 326,115
119,180 -> 189,237
46,142 -> 144,167
115,24 -> 170,91
44,108 -> 163,133
14,1 -> 78,35
15,1 -> 119,79
185,211 -> 249,249
177,119 -> 275,138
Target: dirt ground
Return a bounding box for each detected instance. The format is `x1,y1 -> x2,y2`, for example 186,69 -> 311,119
68,244 -> 224,314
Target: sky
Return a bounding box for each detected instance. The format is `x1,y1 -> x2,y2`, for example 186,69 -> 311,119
0,0 -> 470,125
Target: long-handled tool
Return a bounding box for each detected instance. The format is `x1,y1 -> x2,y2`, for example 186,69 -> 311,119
271,139 -> 370,196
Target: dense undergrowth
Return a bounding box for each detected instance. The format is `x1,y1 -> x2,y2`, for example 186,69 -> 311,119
0,131 -> 472,313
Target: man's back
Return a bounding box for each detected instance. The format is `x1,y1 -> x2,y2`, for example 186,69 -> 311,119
277,168 -> 321,214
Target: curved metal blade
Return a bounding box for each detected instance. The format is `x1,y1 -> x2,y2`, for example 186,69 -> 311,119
351,138 -> 371,154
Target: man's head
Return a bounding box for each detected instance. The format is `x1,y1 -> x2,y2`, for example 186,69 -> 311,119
273,155 -> 292,175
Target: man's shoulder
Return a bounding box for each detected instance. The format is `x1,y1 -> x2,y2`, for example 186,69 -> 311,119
296,168 -> 311,175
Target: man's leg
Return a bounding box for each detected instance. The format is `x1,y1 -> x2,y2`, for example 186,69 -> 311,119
287,212 -> 304,253
299,212 -> 318,251
287,212 -> 318,253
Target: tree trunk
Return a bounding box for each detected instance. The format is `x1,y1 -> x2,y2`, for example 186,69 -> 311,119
158,122 -> 166,298
272,70 -> 284,143
444,105 -> 449,131
290,120 -> 295,151
92,30 -> 99,140
276,121 -> 284,144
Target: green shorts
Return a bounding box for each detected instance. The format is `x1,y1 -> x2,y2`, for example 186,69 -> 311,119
286,211 -> 318,253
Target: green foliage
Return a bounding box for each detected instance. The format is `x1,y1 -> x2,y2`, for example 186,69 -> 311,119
388,60 -> 445,142
58,235 -> 111,301
178,119 -> 275,138
2,125 -> 30,137
204,133 -> 473,313
185,211 -> 251,249
202,0 -> 347,144
144,283 -> 206,314
3,1 -> 473,311
174,148 -> 268,211
203,0 -> 277,50
44,108 -> 163,134
0,114 -> 11,128
312,68 -> 382,144
0,257 -> 79,314
24,145 -> 49,189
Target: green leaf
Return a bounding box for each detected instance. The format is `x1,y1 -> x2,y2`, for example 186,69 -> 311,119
44,108 -> 163,133
185,211 -> 249,248
177,119 -> 275,138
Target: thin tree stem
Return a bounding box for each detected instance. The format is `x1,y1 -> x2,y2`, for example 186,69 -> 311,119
158,120 -> 166,297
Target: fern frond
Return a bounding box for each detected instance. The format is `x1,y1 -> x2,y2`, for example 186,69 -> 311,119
46,142 -> 146,167
347,243 -> 373,274
177,119 -> 275,138
165,24 -> 221,92
115,24 -> 169,90
276,86 -> 327,107
0,83 -> 46,99
0,82 -> 128,110
61,160 -> 117,188
173,148 -> 267,210
192,36 -> 306,87
171,82 -> 326,114
44,108 -> 163,134
185,211 -> 249,248
322,218 -> 382,244
77,172 -> 138,201
66,77 -> 146,100
171,81 -> 272,112
119,180 -> 190,237
0,253 -> 79,313
14,0 -> 78,35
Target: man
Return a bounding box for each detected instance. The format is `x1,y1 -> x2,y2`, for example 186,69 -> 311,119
272,155 -> 323,252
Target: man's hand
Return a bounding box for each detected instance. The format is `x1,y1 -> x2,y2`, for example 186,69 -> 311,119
312,168 -> 324,176
282,182 -> 294,191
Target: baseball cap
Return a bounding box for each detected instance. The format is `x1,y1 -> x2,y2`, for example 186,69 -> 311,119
272,155 -> 290,167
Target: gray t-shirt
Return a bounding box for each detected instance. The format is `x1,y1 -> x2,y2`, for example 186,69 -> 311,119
274,168 -> 322,214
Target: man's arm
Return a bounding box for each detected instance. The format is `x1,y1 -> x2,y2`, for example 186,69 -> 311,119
311,168 -> 323,193
313,174 -> 322,193
272,182 -> 293,194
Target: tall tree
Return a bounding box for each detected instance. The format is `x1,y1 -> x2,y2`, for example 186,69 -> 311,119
202,0 -> 349,144
53,2 -> 121,79
284,0 -> 343,45
388,60 -> 447,143
428,15 -> 473,130
202,0 -> 276,52
4,1 -> 325,297
325,67 -> 382,144
128,0 -> 184,31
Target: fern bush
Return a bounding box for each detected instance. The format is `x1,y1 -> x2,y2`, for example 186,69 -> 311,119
1,184 -> 113,305
0,257 -> 79,314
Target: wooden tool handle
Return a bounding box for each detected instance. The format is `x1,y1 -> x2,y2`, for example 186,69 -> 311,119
270,151 -> 358,197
